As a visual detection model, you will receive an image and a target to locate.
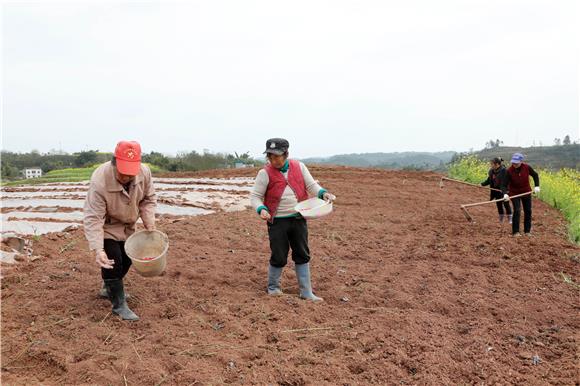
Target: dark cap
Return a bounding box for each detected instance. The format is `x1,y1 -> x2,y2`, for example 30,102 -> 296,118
263,138 -> 289,155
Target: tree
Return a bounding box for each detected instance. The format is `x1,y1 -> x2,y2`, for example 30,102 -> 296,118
1,162 -> 20,179
554,138 -> 561,146
142,151 -> 171,170
234,151 -> 252,163
563,135 -> 571,145
485,139 -> 503,149
75,150 -> 99,167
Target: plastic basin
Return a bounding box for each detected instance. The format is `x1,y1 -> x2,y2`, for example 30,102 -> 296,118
294,197 -> 333,219
124,230 -> 169,277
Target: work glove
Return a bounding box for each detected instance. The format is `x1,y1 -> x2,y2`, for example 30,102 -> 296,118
534,186 -> 540,194
95,249 -> 114,269
260,209 -> 271,221
323,192 -> 336,202
503,194 -> 510,202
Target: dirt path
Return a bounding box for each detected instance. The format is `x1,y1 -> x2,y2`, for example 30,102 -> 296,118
1,166 -> 578,385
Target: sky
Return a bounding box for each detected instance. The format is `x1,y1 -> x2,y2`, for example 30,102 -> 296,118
1,0 -> 578,158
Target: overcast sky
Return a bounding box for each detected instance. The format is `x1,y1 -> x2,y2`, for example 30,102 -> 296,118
1,0 -> 578,158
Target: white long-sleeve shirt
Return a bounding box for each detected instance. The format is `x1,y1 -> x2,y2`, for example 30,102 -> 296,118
251,161 -> 325,218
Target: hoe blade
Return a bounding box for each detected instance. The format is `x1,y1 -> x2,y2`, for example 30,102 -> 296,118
460,205 -> 473,222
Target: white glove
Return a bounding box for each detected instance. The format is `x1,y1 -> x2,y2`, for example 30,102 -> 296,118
503,194 -> 510,201
534,186 -> 540,194
323,192 -> 336,202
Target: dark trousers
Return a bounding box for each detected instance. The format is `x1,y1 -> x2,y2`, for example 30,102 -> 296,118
511,195 -> 532,234
491,191 -> 512,215
102,239 -> 132,280
267,217 -> 311,268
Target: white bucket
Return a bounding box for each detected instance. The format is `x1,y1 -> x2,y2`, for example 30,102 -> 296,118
124,230 -> 169,277
295,197 -> 333,219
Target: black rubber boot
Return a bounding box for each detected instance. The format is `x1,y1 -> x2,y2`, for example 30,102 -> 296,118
99,282 -> 130,299
105,279 -> 139,321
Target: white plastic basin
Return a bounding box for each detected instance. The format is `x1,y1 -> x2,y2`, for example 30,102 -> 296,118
295,197 -> 333,219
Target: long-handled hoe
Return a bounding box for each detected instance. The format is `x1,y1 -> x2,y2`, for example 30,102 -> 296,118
439,177 -> 502,192
460,191 -> 533,222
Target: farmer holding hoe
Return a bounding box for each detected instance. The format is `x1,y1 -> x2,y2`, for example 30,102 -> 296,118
251,138 -> 336,302
481,157 -> 513,223
501,153 -> 540,237
83,141 -> 157,321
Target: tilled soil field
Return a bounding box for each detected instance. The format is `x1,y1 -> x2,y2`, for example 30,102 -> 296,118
1,166 -> 578,385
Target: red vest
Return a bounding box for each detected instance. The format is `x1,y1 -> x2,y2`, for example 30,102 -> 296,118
507,163 -> 532,195
263,159 -> 308,219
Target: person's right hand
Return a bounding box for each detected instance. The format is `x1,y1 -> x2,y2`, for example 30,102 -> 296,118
260,209 -> 271,221
95,249 -> 114,269
503,194 -> 510,202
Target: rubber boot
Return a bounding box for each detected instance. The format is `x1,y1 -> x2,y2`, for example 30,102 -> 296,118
99,282 -> 130,299
105,279 -> 139,321
507,215 -> 513,224
267,265 -> 284,296
498,214 -> 504,223
295,263 -> 323,302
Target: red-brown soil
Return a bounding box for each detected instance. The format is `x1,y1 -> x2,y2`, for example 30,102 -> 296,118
1,166 -> 578,385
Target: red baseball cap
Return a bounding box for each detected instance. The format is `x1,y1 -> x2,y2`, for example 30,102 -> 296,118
114,141 -> 142,176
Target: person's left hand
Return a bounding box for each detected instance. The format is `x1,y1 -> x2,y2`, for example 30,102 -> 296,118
323,192 -> 336,202
145,223 -> 156,231
534,186 -> 540,194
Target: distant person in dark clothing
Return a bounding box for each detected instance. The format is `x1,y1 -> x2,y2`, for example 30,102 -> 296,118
481,157 -> 512,223
501,153 -> 540,237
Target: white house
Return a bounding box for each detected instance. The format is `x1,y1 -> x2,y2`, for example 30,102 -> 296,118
235,162 -> 254,169
24,168 -> 43,179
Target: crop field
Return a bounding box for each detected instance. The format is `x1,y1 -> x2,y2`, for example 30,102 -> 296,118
2,164 -> 164,186
1,166 -> 578,384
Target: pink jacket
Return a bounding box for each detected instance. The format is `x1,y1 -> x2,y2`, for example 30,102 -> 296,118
83,161 -> 156,251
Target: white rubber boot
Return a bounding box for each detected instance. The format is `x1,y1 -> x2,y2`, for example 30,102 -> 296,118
267,265 -> 284,295
295,263 -> 323,302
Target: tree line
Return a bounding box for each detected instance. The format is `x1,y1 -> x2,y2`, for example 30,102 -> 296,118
0,150 -> 261,180
485,135 -> 576,150
554,135 -> 573,146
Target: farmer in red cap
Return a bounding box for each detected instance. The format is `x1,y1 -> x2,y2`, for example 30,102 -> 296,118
83,141 -> 157,320
251,138 -> 336,302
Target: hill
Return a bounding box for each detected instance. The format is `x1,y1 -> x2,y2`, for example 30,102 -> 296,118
301,151 -> 456,170
469,144 -> 579,170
